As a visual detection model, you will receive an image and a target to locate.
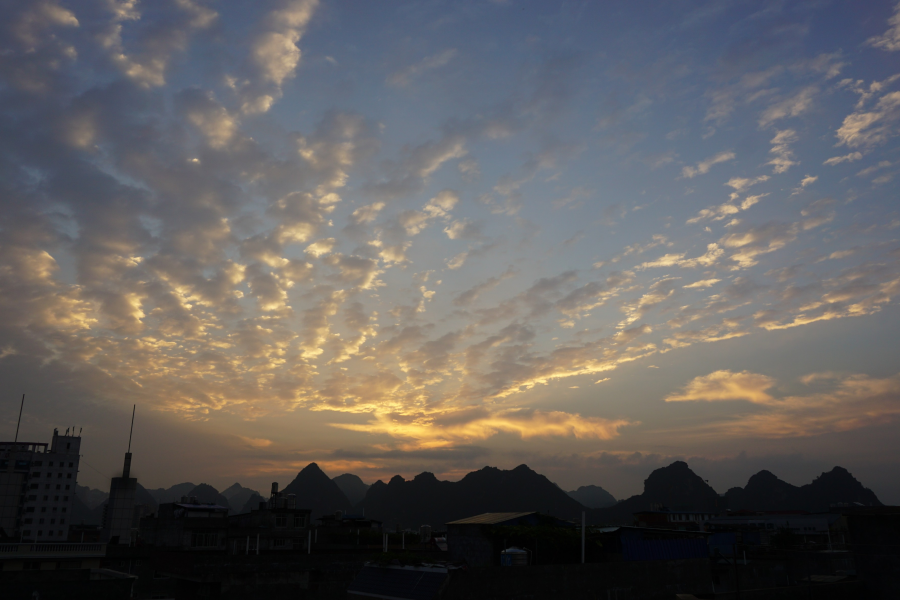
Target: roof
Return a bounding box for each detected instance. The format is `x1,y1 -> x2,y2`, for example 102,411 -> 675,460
174,503 -> 228,510
445,512 -> 536,525
593,526 -> 710,536
347,564 -> 449,600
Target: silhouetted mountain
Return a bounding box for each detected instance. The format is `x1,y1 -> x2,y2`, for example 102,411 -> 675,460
70,492 -> 105,525
221,483 -> 262,514
333,473 -> 369,506
75,484 -> 108,510
358,464 -> 588,529
567,485 -> 616,509
281,463 -> 353,519
238,492 -> 266,514
726,467 -> 882,512
146,482 -> 196,505
184,483 -> 230,510
589,461 -> 720,524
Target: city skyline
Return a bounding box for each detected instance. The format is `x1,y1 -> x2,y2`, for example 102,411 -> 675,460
1,0 -> 900,503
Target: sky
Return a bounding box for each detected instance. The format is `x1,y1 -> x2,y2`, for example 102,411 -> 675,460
1,0 -> 900,503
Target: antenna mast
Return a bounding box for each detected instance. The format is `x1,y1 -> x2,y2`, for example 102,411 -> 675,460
13,394 -> 24,445
127,405 -> 136,453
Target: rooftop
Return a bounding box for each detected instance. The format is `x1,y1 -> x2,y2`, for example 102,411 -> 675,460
446,512 -> 536,525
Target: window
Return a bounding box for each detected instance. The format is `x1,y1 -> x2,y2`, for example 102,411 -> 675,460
67,474 -> 71,479
63,498 -> 67,503
24,518 -> 32,524
25,506 -> 34,512
39,519 -> 45,524
294,515 -> 307,528
37,531 -> 42,536
62,507 -> 67,513
273,538 -> 286,547
275,515 -> 287,527
33,461 -> 42,467
68,462 -> 73,467
66,443 -> 70,449
41,507 -> 46,513
60,519 -> 65,524
58,473 -> 62,479
52,507 -> 57,512
30,484 -> 38,489
49,462 -> 54,467
23,531 -> 31,537
56,485 -> 61,490
65,485 -> 70,490
50,519 -> 56,525
32,473 -> 40,478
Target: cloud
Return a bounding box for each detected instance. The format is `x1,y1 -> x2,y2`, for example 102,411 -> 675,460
687,194 -> 767,224
823,152 -> 863,166
679,372 -> 900,439
725,175 -> 769,194
681,151 -> 735,178
388,49 -> 458,87
238,0 -> 319,113
665,370 -> 777,404
867,2 -> 900,51
759,86 -> 817,127
767,129 -> 798,173
98,0 -> 217,89
836,89 -> 900,148
332,407 -> 636,446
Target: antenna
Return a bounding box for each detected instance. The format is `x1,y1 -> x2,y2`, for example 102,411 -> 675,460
127,405 -> 136,453
14,394 -> 25,445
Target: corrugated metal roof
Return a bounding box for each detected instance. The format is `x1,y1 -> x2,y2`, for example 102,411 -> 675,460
445,512 -> 536,525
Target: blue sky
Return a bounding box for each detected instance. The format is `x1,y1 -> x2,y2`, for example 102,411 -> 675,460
1,0 -> 899,502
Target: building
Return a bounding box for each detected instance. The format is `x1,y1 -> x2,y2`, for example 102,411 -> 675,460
101,451 -> 137,545
590,526 -> 710,561
0,428 -> 81,542
227,485 -> 312,554
0,541 -> 137,600
446,512 -> 575,567
633,508 -> 718,530
140,497 -> 229,550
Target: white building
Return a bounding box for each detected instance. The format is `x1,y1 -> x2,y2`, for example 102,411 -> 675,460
0,428 -> 81,541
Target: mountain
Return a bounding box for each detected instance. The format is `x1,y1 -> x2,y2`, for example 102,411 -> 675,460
75,485 -> 108,510
726,467 -> 882,512
221,483 -> 263,514
357,464 -> 589,530
333,473 -> 369,506
238,491 -> 266,514
567,485 -> 616,509
184,483 -> 231,510
589,461 -> 720,524
281,463 -> 353,519
145,482 -> 196,505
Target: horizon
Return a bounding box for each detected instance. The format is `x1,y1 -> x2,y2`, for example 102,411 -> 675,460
2,1 -> 900,506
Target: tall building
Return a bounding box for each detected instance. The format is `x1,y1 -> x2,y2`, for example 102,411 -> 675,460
0,428 -> 81,541
102,406 -> 139,545
101,451 -> 137,545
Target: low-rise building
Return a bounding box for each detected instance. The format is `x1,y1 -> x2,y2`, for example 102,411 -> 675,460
633,508 -> 718,530
140,498 -> 229,551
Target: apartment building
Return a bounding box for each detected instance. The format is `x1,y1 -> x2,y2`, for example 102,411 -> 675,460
0,428 -> 81,541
